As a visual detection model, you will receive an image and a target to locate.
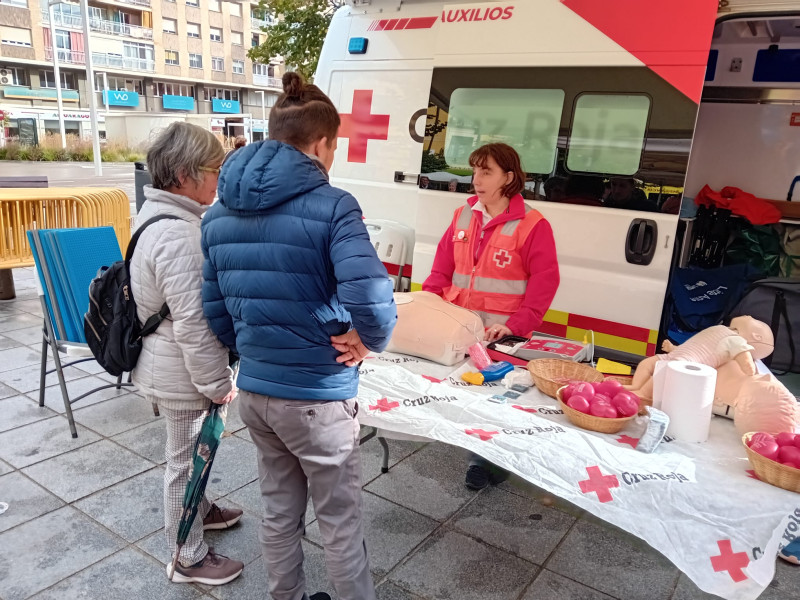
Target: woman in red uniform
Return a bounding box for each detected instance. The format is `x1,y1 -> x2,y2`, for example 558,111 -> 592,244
423,142 -> 560,489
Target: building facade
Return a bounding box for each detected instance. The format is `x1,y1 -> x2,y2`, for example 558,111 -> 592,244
0,0 -> 283,144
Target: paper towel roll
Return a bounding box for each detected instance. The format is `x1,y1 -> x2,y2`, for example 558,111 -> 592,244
660,361 -> 717,443
652,360 -> 669,410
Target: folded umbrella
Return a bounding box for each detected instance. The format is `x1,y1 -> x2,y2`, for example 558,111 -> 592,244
168,402 -> 227,580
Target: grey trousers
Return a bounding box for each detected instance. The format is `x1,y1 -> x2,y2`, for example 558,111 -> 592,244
239,390 -> 376,600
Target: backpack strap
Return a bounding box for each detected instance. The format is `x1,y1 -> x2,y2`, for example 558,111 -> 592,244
126,214 -> 184,337
125,214 -> 184,262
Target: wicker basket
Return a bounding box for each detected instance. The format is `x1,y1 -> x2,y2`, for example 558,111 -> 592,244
556,387 -> 636,434
605,374 -> 634,386
742,433 -> 800,493
527,359 -> 604,398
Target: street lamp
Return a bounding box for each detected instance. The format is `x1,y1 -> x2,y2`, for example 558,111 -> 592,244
47,0 -> 67,149
254,90 -> 266,141
79,0 -> 102,176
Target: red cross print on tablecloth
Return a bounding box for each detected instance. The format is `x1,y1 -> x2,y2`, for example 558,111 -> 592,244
512,405 -> 537,414
578,466 -> 619,503
710,539 -> 750,583
616,435 -> 639,449
369,397 -> 399,412
465,428 -> 499,441
338,90 -> 390,163
422,375 -> 445,383
745,469 -> 761,481
493,249 -> 512,269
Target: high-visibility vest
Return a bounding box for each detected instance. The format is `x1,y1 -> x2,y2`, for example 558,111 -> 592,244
443,203 -> 543,328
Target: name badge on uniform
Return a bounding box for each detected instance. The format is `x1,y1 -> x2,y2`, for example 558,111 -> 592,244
453,230 -> 468,243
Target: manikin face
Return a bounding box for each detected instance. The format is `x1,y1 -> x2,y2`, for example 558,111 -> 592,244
471,155 -> 512,203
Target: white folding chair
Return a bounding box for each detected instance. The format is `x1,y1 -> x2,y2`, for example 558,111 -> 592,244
364,219 -> 415,292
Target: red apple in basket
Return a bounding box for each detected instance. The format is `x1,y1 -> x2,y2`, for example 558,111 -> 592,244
612,391 -> 639,418
566,394 -> 591,414
776,432 -> 798,447
749,433 -> 779,461
594,379 -> 624,397
589,400 -> 618,419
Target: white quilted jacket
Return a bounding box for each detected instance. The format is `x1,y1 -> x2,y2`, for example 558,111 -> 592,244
130,186 -> 233,410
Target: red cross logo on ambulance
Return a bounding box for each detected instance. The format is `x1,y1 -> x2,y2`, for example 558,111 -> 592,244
493,249 -> 512,269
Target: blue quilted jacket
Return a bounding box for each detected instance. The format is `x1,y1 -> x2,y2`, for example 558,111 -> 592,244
201,141 -> 396,400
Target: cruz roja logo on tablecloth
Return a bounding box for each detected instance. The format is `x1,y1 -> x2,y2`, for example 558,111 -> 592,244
710,540 -> 750,583
404,395 -> 458,407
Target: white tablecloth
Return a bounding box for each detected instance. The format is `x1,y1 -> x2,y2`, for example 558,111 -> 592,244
356,353 -> 799,600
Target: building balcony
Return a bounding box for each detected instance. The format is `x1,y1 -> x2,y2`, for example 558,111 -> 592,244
253,74 -> 282,89
41,10 -> 153,40
44,46 -> 86,65
251,17 -> 272,30
92,51 -> 154,72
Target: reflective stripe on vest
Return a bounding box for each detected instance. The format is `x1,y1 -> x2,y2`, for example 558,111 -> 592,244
443,203 -> 543,324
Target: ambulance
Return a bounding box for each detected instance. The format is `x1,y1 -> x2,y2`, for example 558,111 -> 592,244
315,0 -> 799,363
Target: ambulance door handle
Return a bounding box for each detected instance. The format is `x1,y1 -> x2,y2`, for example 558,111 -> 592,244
394,171 -> 421,184
625,218 -> 658,266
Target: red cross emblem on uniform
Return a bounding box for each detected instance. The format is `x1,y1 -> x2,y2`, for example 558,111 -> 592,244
493,249 -> 512,269
338,90 -> 390,163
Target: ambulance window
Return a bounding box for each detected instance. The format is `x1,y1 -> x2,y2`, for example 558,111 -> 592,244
444,88 -> 565,173
566,93 -> 651,175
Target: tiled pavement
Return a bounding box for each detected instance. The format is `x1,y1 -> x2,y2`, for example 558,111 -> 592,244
1,268 -> 798,600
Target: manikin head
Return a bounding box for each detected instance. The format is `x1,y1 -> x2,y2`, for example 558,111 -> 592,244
730,315 -> 774,361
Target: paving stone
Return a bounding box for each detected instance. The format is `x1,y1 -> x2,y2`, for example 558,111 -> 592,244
365,441 -> 475,521
74,467 -> 165,542
0,360 -> 86,394
22,439 -> 153,502
389,529 -> 536,600
32,375 -> 132,414
0,506 -> 125,600
136,529 -> 172,565
0,345 -> 41,372
73,394 -> 159,436
12,299 -> 44,316
0,395 -> 58,433
206,435 -> 259,497
523,570 -> 616,600
0,334 -> 23,350
234,427 -> 252,443
497,472 -> 586,518
451,486 -> 575,564
376,582 -> 427,600
671,560 -> 793,600
359,435 -> 426,483
205,558 -> 269,600
203,501 -> 264,565
548,517 -> 678,600
29,546 -> 202,600
670,573 -> 725,600
0,416 -> 101,468
0,458 -> 12,475
0,381 -> 17,399
305,491 -> 438,578
0,311 -> 42,334
74,358 -> 112,375
0,472 -> 64,533
113,419 -> 167,464
3,325 -> 44,347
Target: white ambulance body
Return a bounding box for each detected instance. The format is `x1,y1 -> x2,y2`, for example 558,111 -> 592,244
315,0 -> 799,361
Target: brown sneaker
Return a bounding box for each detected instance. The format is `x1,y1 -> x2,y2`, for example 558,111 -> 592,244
203,503 -> 243,530
167,549 -> 244,585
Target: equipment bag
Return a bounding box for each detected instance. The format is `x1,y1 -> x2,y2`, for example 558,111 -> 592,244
727,277 -> 800,373
84,215 -> 182,376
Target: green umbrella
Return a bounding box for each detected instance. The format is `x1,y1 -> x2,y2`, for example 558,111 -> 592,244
169,402 -> 227,580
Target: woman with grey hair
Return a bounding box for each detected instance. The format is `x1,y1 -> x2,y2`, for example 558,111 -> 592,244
130,122 -> 244,586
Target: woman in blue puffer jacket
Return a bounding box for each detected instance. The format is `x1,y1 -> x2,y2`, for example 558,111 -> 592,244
201,72 -> 396,600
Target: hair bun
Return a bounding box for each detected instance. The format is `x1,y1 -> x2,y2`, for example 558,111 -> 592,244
282,72 -> 304,99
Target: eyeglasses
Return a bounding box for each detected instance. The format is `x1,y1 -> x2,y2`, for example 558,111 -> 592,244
199,166 -> 221,175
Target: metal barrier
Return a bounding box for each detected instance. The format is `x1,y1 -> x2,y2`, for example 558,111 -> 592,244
0,188 -> 131,269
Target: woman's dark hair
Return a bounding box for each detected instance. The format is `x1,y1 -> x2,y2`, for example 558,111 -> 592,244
269,72 -> 341,149
468,143 -> 526,199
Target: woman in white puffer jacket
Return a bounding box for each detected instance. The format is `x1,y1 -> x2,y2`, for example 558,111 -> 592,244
130,122 -> 243,586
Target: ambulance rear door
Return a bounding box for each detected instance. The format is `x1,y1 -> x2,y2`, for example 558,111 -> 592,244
418,0 -> 718,360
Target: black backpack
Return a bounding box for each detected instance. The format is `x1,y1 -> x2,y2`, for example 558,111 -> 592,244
84,215 -> 182,376
727,277 -> 800,374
